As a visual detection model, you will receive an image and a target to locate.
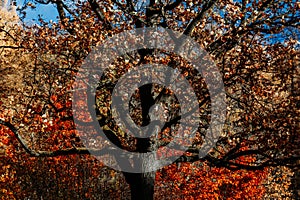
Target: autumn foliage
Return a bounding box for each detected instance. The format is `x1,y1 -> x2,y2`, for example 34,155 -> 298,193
156,162 -> 267,199
1,0 -> 299,199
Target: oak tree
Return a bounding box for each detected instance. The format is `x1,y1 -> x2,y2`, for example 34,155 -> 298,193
1,0 -> 299,199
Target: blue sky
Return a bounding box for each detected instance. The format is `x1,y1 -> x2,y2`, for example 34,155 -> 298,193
16,0 -> 58,23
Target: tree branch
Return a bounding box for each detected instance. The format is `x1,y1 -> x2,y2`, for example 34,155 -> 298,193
173,147 -> 300,170
0,45 -> 23,49
0,119 -> 111,157
183,0 -> 217,36
0,119 -> 36,156
55,0 -> 66,22
164,0 -> 183,11
88,0 -> 112,29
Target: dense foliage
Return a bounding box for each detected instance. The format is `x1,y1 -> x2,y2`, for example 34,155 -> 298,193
0,0 -> 299,199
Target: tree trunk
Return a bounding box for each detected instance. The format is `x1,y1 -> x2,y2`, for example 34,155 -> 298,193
292,150 -> 300,198
122,82 -> 158,200
124,171 -> 156,200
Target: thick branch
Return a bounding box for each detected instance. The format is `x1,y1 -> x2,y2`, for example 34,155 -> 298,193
174,147 -> 300,170
88,0 -> 112,29
0,119 -> 37,155
0,119 -> 110,157
183,0 -> 217,36
146,0 -> 183,14
160,96 -> 209,133
164,0 -> 183,11
55,0 -> 66,22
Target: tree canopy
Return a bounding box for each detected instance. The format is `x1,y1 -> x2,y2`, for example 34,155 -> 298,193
0,0 -> 299,199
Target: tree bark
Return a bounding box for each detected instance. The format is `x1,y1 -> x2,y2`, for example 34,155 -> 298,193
122,142 -> 157,200
122,74 -> 158,200
126,172 -> 156,200
292,165 -> 300,199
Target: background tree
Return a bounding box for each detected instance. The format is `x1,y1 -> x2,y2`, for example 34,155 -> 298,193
1,0 -> 299,199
